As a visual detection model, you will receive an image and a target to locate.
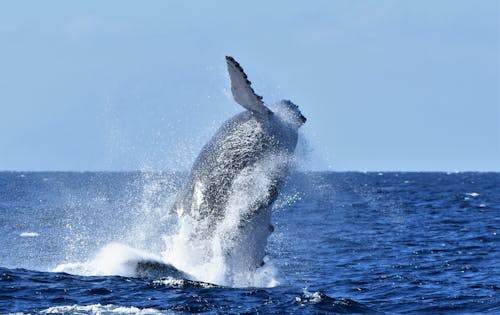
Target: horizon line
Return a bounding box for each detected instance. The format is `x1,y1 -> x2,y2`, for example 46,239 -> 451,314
1,169 -> 499,174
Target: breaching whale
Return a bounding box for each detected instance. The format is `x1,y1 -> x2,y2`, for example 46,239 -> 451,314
171,56 -> 306,272
53,57 -> 305,284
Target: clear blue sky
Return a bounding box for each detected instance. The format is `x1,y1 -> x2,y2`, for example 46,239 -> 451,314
0,1 -> 498,171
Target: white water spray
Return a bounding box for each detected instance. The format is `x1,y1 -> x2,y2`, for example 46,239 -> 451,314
53,154 -> 294,287
161,153 -> 291,287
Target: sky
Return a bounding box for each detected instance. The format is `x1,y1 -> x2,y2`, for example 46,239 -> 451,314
0,1 -> 498,172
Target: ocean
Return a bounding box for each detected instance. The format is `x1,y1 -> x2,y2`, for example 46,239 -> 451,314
0,171 -> 498,314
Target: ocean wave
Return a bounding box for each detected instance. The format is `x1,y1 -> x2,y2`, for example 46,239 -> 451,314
151,276 -> 218,289
19,232 -> 39,237
37,304 -> 167,315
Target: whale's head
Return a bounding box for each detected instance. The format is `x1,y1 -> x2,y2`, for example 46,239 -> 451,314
273,100 -> 306,129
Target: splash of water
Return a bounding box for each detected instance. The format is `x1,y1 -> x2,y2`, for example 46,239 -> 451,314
54,152 -> 295,288
161,153 -> 291,287
53,243 -> 162,277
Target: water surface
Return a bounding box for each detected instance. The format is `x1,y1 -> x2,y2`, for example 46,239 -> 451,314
0,172 -> 498,314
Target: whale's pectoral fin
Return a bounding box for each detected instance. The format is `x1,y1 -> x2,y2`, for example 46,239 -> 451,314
226,56 -> 273,116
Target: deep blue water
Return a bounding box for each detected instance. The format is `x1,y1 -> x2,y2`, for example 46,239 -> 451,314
0,172 -> 499,314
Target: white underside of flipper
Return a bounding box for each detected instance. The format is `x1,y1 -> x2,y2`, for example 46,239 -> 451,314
226,56 -> 273,116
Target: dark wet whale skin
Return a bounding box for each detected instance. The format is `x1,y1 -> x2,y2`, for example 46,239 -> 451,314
173,106 -> 299,235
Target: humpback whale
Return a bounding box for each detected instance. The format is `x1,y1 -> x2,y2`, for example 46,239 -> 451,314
53,57 -> 305,284
171,56 -> 306,273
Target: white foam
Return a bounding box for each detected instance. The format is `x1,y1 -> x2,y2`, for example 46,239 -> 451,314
152,277 -> 192,288
295,289 -> 326,305
161,154 -> 288,288
20,232 -> 39,237
39,304 -> 166,314
51,150 -> 294,288
53,243 -> 163,277
151,277 -> 217,288
466,192 -> 479,197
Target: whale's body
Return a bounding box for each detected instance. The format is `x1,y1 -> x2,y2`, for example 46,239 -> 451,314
175,110 -> 297,227
171,57 -> 306,272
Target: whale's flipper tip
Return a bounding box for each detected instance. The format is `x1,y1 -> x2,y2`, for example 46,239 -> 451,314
226,56 -> 273,116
